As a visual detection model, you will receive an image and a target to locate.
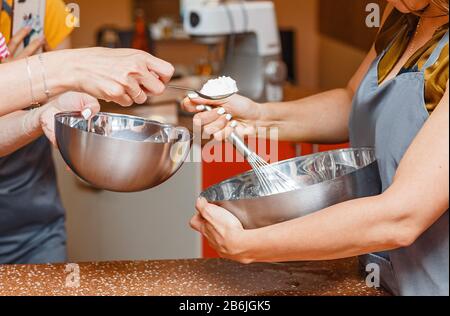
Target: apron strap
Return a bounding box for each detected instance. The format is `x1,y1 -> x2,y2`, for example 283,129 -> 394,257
421,30 -> 449,71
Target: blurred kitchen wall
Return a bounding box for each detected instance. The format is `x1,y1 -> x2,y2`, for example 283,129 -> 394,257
272,0 -> 320,90
272,0 -> 378,90
67,0 -> 378,91
317,0 -> 384,89
70,0 -> 134,48
318,36 -> 367,90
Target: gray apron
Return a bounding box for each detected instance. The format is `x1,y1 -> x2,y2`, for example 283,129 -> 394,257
0,136 -> 67,264
349,29 -> 449,296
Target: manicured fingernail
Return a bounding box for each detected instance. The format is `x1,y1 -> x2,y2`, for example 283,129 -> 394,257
205,106 -> 213,112
225,114 -> 233,121
196,105 -> 206,111
230,120 -> 238,128
188,92 -> 199,99
217,107 -> 226,115
81,108 -> 92,119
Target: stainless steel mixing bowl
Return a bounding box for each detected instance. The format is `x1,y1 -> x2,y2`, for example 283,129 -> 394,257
55,112 -> 192,192
201,148 -> 381,229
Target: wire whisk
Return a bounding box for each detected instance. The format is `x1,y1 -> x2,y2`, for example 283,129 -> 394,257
247,152 -> 300,196
199,106 -> 300,196
228,132 -> 300,196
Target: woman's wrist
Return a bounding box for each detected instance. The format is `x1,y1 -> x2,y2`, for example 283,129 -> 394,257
254,101 -> 265,122
44,50 -> 80,96
254,102 -> 279,129
233,228 -> 265,264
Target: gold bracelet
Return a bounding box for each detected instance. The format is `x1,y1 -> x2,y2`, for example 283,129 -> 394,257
26,57 -> 41,108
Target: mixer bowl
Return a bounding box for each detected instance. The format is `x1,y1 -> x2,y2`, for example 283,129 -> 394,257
55,112 -> 192,192
201,148 -> 381,229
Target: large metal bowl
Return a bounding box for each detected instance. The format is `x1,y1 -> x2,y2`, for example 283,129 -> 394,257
55,112 -> 192,192
201,148 -> 381,229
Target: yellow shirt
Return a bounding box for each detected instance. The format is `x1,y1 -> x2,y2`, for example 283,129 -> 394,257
0,0 -> 73,49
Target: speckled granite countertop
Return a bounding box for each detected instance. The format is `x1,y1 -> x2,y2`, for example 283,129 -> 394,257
0,258 -> 388,296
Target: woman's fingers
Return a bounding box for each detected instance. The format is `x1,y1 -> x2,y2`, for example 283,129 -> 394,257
197,197 -> 243,227
235,123 -> 254,138
125,77 -> 147,104
104,82 -> 133,107
7,27 -> 32,56
202,224 -> 221,249
196,197 -> 214,223
137,71 -> 166,96
80,95 -> 101,119
145,55 -> 175,84
204,113 -> 233,137
41,92 -> 102,144
193,197 -> 246,261
181,96 -> 226,112
191,95 -> 226,107
193,106 -> 229,127
181,97 -> 201,113
54,92 -> 101,119
15,37 -> 45,59
213,124 -> 236,142
190,213 -> 206,233
40,107 -> 59,147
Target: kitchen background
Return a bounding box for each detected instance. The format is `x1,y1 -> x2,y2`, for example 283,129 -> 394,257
55,0 -> 384,262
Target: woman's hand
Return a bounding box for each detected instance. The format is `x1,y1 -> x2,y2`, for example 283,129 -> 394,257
190,197 -> 253,264
181,94 -> 262,141
3,26 -> 46,62
62,48 -> 175,107
40,92 -> 100,145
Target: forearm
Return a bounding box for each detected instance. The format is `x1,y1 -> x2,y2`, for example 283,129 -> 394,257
241,193 -> 409,263
0,50 -> 74,116
0,107 -> 46,157
238,86 -> 450,264
257,88 -> 354,143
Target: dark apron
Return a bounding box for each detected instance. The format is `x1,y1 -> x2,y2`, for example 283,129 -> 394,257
0,136 -> 67,264
349,29 -> 449,296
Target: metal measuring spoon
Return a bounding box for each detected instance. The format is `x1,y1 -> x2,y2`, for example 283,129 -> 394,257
167,84 -> 237,101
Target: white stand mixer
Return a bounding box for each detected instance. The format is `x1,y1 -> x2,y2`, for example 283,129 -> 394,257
183,1 -> 287,102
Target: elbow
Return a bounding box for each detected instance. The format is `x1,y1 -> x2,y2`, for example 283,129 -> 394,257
380,193 -> 423,249
391,224 -> 421,248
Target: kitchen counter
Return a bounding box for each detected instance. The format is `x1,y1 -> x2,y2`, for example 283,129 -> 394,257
0,258 -> 388,296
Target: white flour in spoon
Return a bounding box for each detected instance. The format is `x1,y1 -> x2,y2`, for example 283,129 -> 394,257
200,76 -> 238,97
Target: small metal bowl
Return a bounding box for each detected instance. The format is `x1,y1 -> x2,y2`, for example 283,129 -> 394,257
201,148 -> 381,229
55,112 -> 192,192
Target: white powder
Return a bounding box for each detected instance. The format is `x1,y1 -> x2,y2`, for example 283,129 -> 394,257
200,76 -> 238,97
